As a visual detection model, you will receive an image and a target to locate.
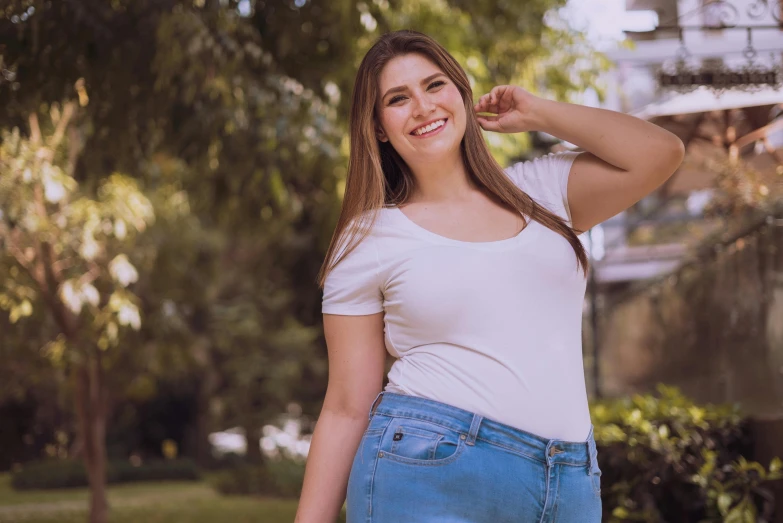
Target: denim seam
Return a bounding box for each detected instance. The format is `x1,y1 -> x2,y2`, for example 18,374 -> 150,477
375,413 -> 463,435
552,465 -> 561,523
472,436 -> 592,468
592,469 -> 602,496
381,438 -> 466,467
474,437 -> 546,464
538,460 -> 552,523
367,417 -> 392,522
396,425 -> 444,439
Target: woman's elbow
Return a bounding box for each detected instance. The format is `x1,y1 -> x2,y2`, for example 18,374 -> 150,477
652,134 -> 686,182
670,135 -> 686,167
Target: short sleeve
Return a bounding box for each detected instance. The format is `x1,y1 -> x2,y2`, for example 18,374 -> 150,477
504,151 -> 581,226
321,227 -> 384,316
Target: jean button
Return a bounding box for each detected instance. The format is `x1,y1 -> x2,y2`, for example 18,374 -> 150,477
460,434 -> 467,440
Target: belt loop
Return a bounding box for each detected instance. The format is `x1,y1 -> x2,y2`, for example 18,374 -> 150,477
586,424 -> 595,476
466,414 -> 482,446
368,390 -> 384,422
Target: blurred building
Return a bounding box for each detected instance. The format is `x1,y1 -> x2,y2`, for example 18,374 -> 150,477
583,0 -> 783,291
581,3 -> 783,510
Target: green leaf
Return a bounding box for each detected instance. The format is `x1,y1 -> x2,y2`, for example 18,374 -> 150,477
9,299 -> 33,323
724,497 -> 756,523
717,493 -> 732,515
612,506 -> 629,518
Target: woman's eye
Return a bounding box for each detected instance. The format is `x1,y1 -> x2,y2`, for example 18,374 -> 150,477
388,81 -> 447,105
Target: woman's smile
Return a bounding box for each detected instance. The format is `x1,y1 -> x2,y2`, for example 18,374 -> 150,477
411,118 -> 448,139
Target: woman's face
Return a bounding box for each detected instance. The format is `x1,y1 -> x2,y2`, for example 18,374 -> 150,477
375,53 -> 466,165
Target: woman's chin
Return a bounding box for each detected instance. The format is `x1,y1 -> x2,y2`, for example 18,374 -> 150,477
406,148 -> 460,164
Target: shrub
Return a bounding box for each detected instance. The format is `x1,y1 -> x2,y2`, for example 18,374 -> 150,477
591,384 -> 782,522
11,458 -> 200,490
211,456 -> 305,499
11,460 -> 86,490
203,451 -> 247,471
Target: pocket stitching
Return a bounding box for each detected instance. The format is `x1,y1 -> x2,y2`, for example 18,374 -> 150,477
397,425 -> 445,439
382,436 -> 466,467
376,413 -> 461,436
390,428 -> 443,457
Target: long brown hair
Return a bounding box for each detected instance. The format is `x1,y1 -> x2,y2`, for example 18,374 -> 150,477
317,30 -> 587,288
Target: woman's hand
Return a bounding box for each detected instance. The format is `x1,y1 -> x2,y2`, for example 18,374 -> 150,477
473,85 -> 543,134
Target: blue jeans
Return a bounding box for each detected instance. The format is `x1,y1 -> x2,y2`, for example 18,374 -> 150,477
347,391 -> 602,522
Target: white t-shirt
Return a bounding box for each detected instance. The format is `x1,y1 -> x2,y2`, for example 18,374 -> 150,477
322,152 -> 591,442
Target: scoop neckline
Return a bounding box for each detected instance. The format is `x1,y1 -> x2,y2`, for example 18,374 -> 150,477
387,205 -> 540,251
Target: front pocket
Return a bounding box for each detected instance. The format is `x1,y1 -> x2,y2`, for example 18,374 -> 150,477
379,417 -> 465,466
390,426 -> 443,459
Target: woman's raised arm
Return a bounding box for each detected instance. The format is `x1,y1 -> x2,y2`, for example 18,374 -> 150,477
475,86 -> 685,232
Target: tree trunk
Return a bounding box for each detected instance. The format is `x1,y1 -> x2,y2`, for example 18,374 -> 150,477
74,351 -> 109,523
191,374 -> 214,467
244,420 -> 262,465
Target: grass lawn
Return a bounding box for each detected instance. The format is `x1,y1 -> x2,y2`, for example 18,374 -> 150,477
0,473 -> 346,523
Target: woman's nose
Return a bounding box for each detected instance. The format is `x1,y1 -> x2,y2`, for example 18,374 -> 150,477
412,94 -> 436,117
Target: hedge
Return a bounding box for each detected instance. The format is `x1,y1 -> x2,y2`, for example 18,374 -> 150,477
591,384 -> 782,522
11,458 -> 200,490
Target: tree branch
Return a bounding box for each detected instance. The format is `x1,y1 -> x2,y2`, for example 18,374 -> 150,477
76,262 -> 102,289
1,225 -> 42,287
28,113 -> 42,145
48,101 -> 76,152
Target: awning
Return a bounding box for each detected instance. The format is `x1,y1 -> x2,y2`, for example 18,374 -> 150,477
632,86 -> 783,120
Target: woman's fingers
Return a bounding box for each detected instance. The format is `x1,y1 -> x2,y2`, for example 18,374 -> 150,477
475,86 -> 521,133
475,93 -> 499,114
477,114 -> 500,124
477,114 -> 502,132
476,86 -> 513,114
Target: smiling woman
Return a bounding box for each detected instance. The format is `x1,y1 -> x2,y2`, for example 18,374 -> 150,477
298,29 -> 684,523
375,54 -> 468,177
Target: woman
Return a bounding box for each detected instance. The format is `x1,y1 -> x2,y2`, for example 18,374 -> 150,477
295,30 -> 684,523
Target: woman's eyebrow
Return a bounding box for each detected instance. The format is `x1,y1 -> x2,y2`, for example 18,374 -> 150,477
381,73 -> 446,101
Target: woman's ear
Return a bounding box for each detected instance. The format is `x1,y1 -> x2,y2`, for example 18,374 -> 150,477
376,127 -> 389,142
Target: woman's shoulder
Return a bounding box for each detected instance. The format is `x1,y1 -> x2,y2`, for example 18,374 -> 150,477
504,151 -> 582,222
504,151 -> 580,190
336,207 -> 407,258
344,206 -> 399,237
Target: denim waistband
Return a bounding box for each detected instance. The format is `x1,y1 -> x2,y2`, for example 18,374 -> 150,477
368,391 -> 598,470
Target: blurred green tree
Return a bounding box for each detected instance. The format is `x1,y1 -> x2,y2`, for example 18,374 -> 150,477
0,102 -> 155,523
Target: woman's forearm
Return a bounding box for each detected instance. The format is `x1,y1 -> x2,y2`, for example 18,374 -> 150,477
530,99 -> 683,173
295,407 -> 368,523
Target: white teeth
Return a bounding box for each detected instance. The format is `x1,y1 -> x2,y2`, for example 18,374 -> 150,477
413,119 -> 445,136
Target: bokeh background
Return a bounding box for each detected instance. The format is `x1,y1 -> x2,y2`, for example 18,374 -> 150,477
0,0 -> 782,522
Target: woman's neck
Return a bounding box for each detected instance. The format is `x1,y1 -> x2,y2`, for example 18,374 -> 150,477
405,154 -> 478,204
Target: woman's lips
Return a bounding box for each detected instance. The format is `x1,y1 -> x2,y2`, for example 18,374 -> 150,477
411,118 -> 448,138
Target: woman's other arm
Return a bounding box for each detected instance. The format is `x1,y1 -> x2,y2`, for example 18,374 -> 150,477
528,99 -> 684,232
294,311 -> 386,523
475,87 -> 685,232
